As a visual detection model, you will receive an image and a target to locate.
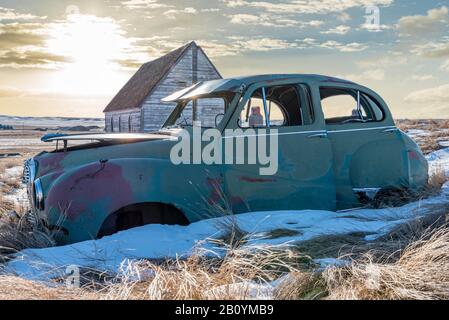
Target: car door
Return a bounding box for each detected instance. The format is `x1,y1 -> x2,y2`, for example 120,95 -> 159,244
316,82 -> 407,210
223,81 -> 336,214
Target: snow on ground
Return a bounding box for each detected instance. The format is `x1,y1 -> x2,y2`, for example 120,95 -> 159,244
5,184 -> 449,282
427,148 -> 449,176
0,115 -> 104,128
0,166 -> 28,207
406,129 -> 433,138
3,148 -> 449,284
0,138 -> 45,150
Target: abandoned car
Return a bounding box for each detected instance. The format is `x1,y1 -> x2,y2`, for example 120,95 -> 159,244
23,74 -> 428,244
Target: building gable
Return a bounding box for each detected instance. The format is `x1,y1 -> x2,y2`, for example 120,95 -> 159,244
104,41 -> 222,133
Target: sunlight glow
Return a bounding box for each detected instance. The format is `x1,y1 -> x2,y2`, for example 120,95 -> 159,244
45,14 -> 139,96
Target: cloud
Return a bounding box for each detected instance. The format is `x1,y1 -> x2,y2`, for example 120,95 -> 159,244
398,6 -> 448,36
319,40 -> 368,52
345,69 -> 385,82
0,85 -> 25,98
295,38 -> 368,52
222,0 -> 393,14
0,13 -> 152,70
120,0 -> 172,10
0,7 -> 45,21
321,25 -> 350,35
0,23 -> 47,50
442,60 -> 449,72
356,55 -> 407,68
411,75 -> 434,81
0,50 -> 69,68
0,22 -> 70,68
201,8 -> 221,13
229,13 -> 297,27
404,84 -> 449,104
411,39 -> 449,58
228,13 -> 322,28
337,12 -> 351,22
196,37 -> 294,57
199,37 -> 368,57
243,38 -> 292,51
360,23 -> 391,32
163,7 -> 198,20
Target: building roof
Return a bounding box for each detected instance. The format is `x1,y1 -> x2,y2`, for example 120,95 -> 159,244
104,41 -> 208,113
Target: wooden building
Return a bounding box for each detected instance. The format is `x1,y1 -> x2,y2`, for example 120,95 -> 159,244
103,41 -> 222,133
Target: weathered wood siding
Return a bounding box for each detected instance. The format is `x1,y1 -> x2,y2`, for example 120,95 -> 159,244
141,46 -> 222,132
105,44 -> 222,133
105,110 -> 141,133
141,47 -> 194,132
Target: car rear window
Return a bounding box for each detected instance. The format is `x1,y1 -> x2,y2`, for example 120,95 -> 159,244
320,87 -> 384,125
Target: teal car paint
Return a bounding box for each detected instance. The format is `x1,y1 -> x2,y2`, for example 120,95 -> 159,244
23,74 -> 429,244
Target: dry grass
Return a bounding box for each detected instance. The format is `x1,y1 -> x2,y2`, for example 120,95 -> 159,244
372,169 -> 448,209
274,206 -> 449,300
396,119 -> 449,154
0,195 -> 16,215
1,209 -> 449,300
104,242 -> 308,300
323,226 -> 449,300
0,156 -> 57,262
0,275 -> 98,300
0,211 -> 56,263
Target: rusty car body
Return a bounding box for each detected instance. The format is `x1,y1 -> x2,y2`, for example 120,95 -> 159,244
23,74 -> 428,244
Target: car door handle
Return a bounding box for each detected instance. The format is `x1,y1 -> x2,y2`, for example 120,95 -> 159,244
307,133 -> 328,139
382,128 -> 399,133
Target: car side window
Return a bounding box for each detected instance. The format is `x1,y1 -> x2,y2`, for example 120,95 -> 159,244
320,87 -> 384,125
178,98 -> 226,128
239,85 -> 311,128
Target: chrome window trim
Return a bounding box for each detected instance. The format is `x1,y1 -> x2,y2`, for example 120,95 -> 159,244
327,126 -> 396,134
221,126 -> 396,139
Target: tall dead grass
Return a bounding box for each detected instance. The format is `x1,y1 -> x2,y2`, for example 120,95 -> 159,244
105,242 -> 307,300
0,275 -> 97,300
0,211 -> 56,263
323,226 -> 449,300
396,119 -> 449,154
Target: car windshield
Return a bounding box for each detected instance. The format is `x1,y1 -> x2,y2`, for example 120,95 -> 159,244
164,93 -> 236,129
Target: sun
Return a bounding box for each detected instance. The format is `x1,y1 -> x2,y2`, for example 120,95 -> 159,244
45,14 -> 136,96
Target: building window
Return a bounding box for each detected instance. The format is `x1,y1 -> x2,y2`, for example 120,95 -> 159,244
128,115 -> 132,132
110,117 -> 114,132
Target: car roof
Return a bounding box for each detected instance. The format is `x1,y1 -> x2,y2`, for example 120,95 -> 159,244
231,74 -> 355,85
162,74 -> 357,102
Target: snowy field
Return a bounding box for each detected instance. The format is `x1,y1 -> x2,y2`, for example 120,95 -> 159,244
2,146 -> 449,283
0,115 -> 104,128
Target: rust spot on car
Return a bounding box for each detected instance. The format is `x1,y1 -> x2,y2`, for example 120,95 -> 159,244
46,162 -> 133,221
408,150 -> 420,160
205,176 -> 226,205
38,152 -> 67,176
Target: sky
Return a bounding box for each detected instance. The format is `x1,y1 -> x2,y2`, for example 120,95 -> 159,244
0,0 -> 448,119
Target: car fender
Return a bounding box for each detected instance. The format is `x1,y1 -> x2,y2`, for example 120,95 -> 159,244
44,158 -> 198,242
